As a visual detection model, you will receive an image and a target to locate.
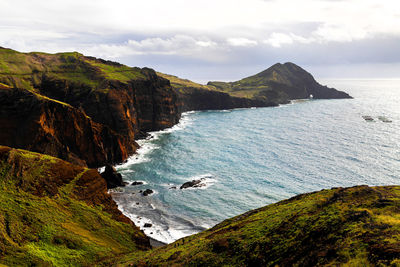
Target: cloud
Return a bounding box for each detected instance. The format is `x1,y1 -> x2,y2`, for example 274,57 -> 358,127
84,35 -> 228,63
227,38 -> 258,47
0,0 -> 400,80
263,33 -> 312,47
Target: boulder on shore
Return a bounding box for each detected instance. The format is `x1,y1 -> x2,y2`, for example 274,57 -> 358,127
142,189 -> 154,196
101,164 -> 124,189
180,179 -> 204,189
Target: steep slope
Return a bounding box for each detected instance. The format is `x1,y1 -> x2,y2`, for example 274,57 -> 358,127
0,146 -> 150,266
0,47 -> 180,166
208,62 -> 352,102
120,185 -> 400,266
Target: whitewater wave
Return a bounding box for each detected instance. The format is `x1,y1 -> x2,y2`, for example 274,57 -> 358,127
117,111 -> 194,170
116,200 -> 205,244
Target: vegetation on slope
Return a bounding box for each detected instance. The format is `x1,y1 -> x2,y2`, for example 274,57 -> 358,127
120,185 -> 400,266
0,47 -> 146,92
156,73 -> 218,93
0,146 -> 149,266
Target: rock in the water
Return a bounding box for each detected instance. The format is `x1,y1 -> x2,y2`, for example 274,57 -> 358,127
100,164 -> 124,189
131,181 -> 144,186
180,179 -> 203,189
142,189 -> 154,196
144,223 -> 152,228
169,186 -> 177,189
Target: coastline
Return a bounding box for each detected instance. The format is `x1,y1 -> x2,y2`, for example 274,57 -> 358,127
110,100 -> 325,244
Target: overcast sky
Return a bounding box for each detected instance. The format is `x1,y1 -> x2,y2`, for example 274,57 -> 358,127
1,0 -> 399,82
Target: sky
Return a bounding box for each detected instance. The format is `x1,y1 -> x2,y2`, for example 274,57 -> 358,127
1,0 -> 399,82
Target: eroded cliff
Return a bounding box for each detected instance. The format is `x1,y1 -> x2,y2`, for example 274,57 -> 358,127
0,48 -> 180,167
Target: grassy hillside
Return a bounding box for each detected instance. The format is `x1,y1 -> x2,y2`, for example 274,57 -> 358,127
156,72 -> 218,93
0,146 -> 149,266
120,185 -> 400,266
0,47 -> 145,92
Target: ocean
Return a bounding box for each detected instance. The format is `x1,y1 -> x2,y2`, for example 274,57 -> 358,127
111,79 -> 400,244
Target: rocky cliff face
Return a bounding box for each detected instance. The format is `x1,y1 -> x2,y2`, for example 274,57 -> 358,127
176,87 -> 275,112
0,48 -> 180,167
0,146 -> 150,266
0,86 -> 135,167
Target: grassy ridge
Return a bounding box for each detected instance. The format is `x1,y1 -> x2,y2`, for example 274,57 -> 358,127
0,146 -> 148,266
120,185 -> 400,266
156,72 -> 220,94
0,47 -> 146,93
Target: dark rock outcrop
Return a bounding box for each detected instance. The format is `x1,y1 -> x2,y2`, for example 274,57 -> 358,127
142,189 -> 154,196
100,164 -> 124,189
180,179 -> 207,189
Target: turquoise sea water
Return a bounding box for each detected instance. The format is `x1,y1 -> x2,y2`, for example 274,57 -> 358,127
111,79 -> 400,244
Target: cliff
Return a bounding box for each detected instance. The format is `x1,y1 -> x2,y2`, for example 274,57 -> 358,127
0,48 -> 180,167
0,85 -> 136,168
120,185 -> 400,266
0,146 -> 150,266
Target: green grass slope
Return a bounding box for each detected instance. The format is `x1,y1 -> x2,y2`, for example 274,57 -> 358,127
120,185 -> 400,266
0,47 -> 145,93
0,146 -> 149,266
156,73 -> 218,94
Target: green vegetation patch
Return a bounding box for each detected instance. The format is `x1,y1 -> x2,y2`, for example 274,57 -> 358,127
120,185 -> 400,266
0,48 -> 148,95
0,146 -> 146,266
157,72 -> 218,92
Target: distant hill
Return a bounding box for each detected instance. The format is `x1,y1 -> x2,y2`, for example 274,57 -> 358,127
208,62 -> 352,100
159,62 -> 351,112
